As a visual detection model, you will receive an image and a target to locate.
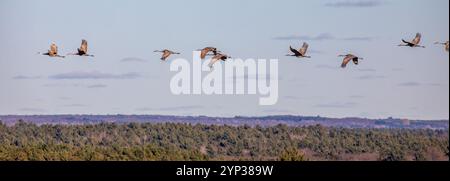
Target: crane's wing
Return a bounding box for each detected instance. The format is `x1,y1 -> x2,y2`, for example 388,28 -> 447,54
208,55 -> 222,67
299,42 -> 309,56
161,51 -> 171,61
50,44 -> 58,55
341,55 -> 354,68
210,55 -> 218,61
80,39 -> 88,53
200,49 -> 209,59
412,33 -> 421,45
290,46 -> 301,56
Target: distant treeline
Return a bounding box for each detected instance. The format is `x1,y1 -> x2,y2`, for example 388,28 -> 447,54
1,115 -> 448,129
0,121 -> 448,161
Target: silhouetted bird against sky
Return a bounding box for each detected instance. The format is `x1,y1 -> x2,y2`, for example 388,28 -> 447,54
198,47 -> 219,59
287,42 -> 311,58
154,49 -> 180,61
67,39 -> 94,57
435,41 -> 449,52
399,33 -> 425,48
39,43 -> 65,58
208,53 -> 231,70
339,54 -> 363,68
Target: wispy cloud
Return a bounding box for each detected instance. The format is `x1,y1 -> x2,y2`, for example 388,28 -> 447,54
356,75 -> 385,80
18,108 -> 47,113
274,33 -> 374,42
59,97 -> 71,100
325,0 -> 384,8
357,68 -> 377,72
87,84 -> 108,89
398,82 -> 421,87
307,50 -> 326,54
341,36 -> 374,41
427,83 -> 442,87
227,74 -> 280,81
120,57 -> 148,63
315,64 -> 339,70
63,104 -> 88,108
349,95 -> 365,99
136,106 -> 204,112
263,109 -> 294,114
44,83 -> 109,89
315,102 -> 357,109
13,75 -> 42,80
44,83 -> 82,88
49,71 -> 141,80
398,82 -> 444,87
274,33 -> 334,41
341,37 -> 375,41
283,96 -> 300,100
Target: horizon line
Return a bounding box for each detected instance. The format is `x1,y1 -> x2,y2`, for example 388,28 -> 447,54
1,114 -> 448,121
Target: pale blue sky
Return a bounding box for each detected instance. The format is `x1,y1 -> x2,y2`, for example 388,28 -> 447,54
0,0 -> 448,120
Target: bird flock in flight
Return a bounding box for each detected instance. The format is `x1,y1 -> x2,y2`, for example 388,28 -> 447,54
39,39 -> 94,59
40,33 -> 449,70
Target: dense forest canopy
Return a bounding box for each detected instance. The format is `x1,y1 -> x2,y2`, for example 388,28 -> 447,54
0,121 -> 448,161
0,115 -> 448,129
